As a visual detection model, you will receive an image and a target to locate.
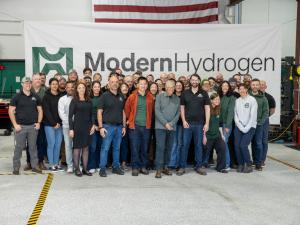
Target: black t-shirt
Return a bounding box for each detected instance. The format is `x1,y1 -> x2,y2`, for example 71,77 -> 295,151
264,92 -> 276,115
10,90 -> 42,125
180,88 -> 210,124
98,90 -> 124,125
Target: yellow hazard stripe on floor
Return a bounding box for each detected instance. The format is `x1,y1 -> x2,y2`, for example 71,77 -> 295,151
267,155 -> 300,172
27,173 -> 54,225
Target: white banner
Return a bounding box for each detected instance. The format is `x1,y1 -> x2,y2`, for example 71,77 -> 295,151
24,22 -> 281,124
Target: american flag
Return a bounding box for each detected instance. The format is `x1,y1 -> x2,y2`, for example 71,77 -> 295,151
92,0 -> 219,24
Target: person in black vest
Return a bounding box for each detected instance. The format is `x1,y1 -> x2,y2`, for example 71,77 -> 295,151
9,77 -> 43,175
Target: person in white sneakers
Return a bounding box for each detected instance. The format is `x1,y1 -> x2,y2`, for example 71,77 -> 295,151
58,81 -> 75,173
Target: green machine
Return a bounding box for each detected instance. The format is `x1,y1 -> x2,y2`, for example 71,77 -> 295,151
0,60 -> 25,99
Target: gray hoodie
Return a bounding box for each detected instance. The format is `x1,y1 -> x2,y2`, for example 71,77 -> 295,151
234,94 -> 258,133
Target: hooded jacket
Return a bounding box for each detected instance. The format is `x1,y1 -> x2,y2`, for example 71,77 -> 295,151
249,90 -> 269,126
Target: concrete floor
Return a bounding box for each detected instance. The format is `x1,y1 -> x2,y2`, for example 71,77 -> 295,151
0,133 -> 300,225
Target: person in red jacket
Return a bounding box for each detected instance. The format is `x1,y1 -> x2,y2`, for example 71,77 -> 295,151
125,77 -> 154,176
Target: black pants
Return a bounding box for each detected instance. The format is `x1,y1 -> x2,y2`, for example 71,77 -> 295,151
206,136 -> 226,171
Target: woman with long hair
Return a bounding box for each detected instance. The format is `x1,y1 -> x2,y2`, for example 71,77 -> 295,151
120,83 -> 130,170
87,81 -> 102,173
218,81 -> 236,170
43,78 -> 63,172
69,81 -> 94,177
203,93 -> 227,173
169,80 -> 184,169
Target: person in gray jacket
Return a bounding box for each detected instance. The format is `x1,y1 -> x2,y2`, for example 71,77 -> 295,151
154,79 -> 180,178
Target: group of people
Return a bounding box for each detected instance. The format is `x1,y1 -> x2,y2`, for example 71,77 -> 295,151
9,67 -> 276,178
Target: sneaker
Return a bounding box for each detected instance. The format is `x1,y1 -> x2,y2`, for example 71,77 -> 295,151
96,168 -> 100,172
196,167 -> 207,176
67,167 -> 73,173
99,169 -> 107,177
219,169 -> 228,173
89,169 -> 96,173
155,170 -> 162,178
32,167 -> 43,174
49,166 -> 58,173
162,168 -> 172,176
55,165 -> 64,172
23,163 -> 32,171
176,168 -> 185,176
140,168 -> 149,175
261,162 -> 266,168
13,170 -> 19,175
224,167 -> 231,172
121,165 -> 129,171
132,168 -> 139,176
112,167 -> 125,175
237,165 -> 244,173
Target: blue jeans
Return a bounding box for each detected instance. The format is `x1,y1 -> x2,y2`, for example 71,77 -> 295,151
251,124 -> 264,167
261,118 -> 269,163
223,126 -> 232,168
44,126 -> 63,166
129,125 -> 150,169
99,124 -> 122,170
169,125 -> 183,168
120,129 -> 129,163
179,124 -> 204,169
88,131 -> 102,170
234,127 -> 255,166
155,129 -> 175,170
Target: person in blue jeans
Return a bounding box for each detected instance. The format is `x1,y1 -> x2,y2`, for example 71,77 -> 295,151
234,84 -> 258,173
125,77 -> 154,176
249,79 -> 269,171
169,80 -> 184,169
177,74 -> 211,176
98,74 -> 126,177
218,81 -> 236,170
259,80 -> 276,166
88,81 -> 102,173
42,78 -> 63,172
119,83 -> 130,170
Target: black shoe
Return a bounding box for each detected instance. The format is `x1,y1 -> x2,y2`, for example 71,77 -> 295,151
82,170 -> 93,176
75,169 -> 82,177
13,170 -> 19,175
99,169 -> 107,177
243,165 -> 253,173
132,169 -> 139,176
255,165 -> 263,171
112,167 -> 124,175
140,168 -> 149,175
237,165 -> 244,173
219,169 -> 228,173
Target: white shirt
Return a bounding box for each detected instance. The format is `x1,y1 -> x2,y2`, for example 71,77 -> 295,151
58,94 -> 73,128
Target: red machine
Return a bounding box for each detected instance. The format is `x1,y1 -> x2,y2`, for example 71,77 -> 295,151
0,99 -> 12,135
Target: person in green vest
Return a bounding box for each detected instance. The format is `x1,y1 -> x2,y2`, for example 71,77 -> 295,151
203,93 -> 227,173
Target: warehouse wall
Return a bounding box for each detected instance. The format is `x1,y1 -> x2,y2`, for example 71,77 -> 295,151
0,0 -> 298,60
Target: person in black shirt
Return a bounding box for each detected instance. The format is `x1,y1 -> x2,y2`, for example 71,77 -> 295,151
69,81 -> 94,177
177,74 -> 210,176
43,78 -> 63,172
260,80 -> 276,166
98,74 -> 126,177
9,77 -> 43,175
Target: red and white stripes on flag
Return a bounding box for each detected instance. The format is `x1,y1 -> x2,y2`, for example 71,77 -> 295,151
92,0 -> 219,24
